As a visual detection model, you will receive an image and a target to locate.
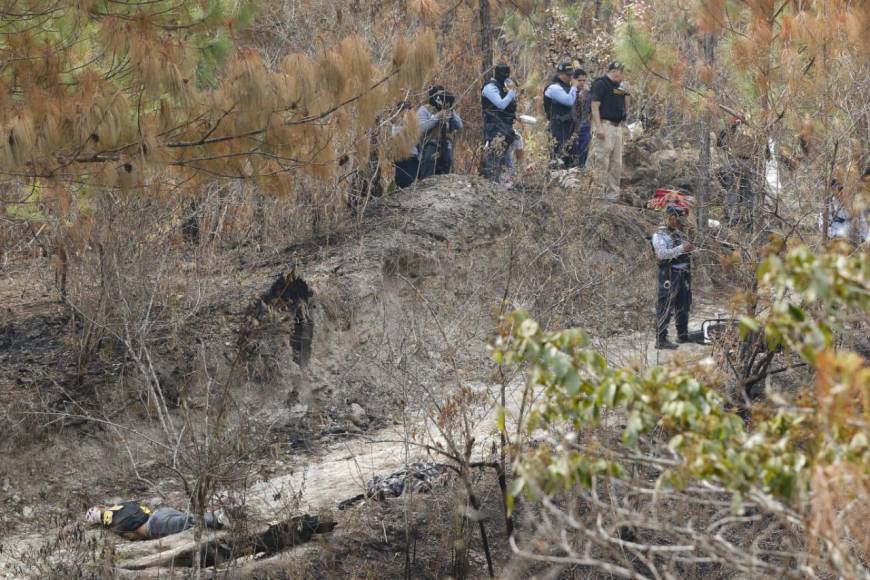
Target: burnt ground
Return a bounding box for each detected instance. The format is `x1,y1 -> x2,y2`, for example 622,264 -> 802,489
0,167 -> 735,578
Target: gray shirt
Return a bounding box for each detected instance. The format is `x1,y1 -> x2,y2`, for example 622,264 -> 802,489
417,105 -> 463,137
481,83 -> 516,109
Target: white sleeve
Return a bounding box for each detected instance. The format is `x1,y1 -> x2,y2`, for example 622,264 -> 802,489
544,83 -> 577,106
482,83 -> 516,110
652,232 -> 685,261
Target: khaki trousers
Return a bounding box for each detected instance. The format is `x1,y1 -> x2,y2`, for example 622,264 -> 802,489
590,122 -> 623,199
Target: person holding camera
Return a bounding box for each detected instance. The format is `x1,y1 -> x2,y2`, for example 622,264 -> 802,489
590,61 -> 630,200
417,85 -> 463,179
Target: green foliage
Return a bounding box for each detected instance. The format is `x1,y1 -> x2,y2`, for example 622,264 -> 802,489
496,246 -> 868,510
614,17 -> 659,70
196,35 -> 234,88
746,245 -> 869,362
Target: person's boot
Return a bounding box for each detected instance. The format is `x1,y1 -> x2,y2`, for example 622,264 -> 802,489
676,335 -> 691,344
655,338 -> 678,350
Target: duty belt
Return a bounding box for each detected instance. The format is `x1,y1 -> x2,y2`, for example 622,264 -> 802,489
658,260 -> 689,269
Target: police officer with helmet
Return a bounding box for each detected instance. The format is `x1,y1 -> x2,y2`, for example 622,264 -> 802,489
652,205 -> 696,349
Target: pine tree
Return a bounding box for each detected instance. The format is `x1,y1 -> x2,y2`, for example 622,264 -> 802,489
0,1 -> 436,194
616,0 -> 868,236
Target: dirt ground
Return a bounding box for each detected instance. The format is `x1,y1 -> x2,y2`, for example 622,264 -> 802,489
0,169 -> 736,578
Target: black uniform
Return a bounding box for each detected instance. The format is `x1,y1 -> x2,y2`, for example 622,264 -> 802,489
652,225 -> 692,343
544,77 -> 578,167
590,75 -> 627,124
394,157 -> 419,189
480,76 -> 517,180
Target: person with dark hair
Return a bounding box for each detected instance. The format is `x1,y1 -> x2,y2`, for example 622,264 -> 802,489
85,501 -> 226,540
572,68 -> 592,167
480,63 -> 518,184
417,85 -> 462,179
543,62 -> 580,168
590,61 -> 630,200
651,206 -> 696,350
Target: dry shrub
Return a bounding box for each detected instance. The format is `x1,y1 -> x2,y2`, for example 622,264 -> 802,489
811,463 -> 870,561
387,110 -> 422,162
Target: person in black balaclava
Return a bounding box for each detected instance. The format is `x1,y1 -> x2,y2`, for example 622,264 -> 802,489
417,85 -> 463,179
480,64 -> 518,184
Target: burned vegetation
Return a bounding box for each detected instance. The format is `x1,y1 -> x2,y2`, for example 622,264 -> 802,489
1,0 -> 868,579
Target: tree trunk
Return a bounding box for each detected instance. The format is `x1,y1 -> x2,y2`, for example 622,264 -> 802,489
695,34 -> 715,238
479,0 -> 492,78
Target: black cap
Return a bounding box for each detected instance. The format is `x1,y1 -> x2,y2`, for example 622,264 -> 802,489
666,205 -> 687,216
608,61 -> 625,71
494,64 -> 511,81
556,61 -> 574,75
572,68 -> 587,78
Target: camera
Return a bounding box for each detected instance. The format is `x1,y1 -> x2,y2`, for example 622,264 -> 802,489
613,81 -> 631,96
442,91 -> 455,109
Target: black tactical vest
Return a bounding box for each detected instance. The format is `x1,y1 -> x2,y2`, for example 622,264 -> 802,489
656,226 -> 691,269
543,77 -> 574,123
481,79 -> 516,132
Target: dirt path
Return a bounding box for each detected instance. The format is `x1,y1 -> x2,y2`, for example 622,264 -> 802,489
112,304 -> 718,571
0,297 -> 720,577
249,308 -> 722,517
0,174 -> 724,576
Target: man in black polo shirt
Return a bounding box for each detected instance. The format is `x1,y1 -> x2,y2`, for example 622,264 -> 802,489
590,61 -> 630,200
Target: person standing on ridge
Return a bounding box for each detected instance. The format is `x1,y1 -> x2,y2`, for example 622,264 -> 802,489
417,85 -> 463,179
543,62 -> 580,169
480,64 -> 518,184
590,61 -> 630,200
652,205 -> 696,350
